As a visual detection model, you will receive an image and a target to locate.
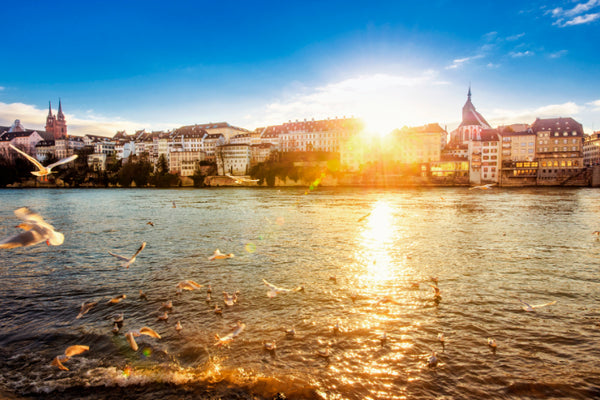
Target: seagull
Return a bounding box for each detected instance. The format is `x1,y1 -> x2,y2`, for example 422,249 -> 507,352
157,311 -> 169,321
172,201 -> 177,208
469,183 -> 496,190
316,347 -> 330,358
146,221 -> 154,227
111,313 -> 124,326
329,276 -> 337,283
223,291 -> 236,306
357,212 -> 371,222
519,299 -> 557,312
161,300 -> 173,310
438,333 -> 445,351
593,231 -> 600,239
225,173 -> 259,184
207,284 -> 212,294
263,340 -> 276,352
51,345 -> 89,371
175,320 -> 182,333
427,351 -> 438,368
0,207 -> 64,249
125,327 -> 161,351
214,304 -> 223,315
206,292 -> 212,303
487,338 -> 497,353
176,280 -> 203,291
208,249 -> 234,261
429,284 -> 442,300
108,242 -> 146,268
214,321 -> 245,347
349,291 -> 359,303
285,327 -> 296,338
107,294 -> 126,304
380,332 -> 387,347
262,279 -> 304,298
139,290 -> 148,301
112,322 -> 120,334
10,144 -> 77,177
332,322 -> 342,336
375,295 -> 402,306
76,301 -> 98,319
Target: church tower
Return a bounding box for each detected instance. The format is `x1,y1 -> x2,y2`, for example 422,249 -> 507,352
449,87 -> 491,146
45,99 -> 67,140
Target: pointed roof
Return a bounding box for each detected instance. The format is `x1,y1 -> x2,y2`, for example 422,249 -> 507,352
58,99 -> 64,118
459,88 -> 490,129
48,101 -> 53,117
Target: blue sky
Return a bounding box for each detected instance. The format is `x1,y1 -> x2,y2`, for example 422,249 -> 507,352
1,0 -> 599,136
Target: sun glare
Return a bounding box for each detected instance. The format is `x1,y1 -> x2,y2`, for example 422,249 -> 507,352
357,201 -> 397,282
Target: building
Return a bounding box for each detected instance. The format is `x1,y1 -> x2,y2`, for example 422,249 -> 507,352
468,129 -> 500,184
169,149 -> 206,176
278,117 -> 362,153
201,133 -> 226,162
45,100 -> 67,140
448,88 -> 491,147
387,123 -> 446,164
216,143 -> 251,175
532,117 -> 584,183
583,132 -> 600,166
0,120 -> 46,160
250,143 -> 274,165
191,122 -> 249,142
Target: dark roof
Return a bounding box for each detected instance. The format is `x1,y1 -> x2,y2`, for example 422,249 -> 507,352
171,125 -> 209,138
477,129 -> 500,141
459,92 -> 491,129
204,133 -> 225,140
0,130 -> 44,142
530,117 -> 583,135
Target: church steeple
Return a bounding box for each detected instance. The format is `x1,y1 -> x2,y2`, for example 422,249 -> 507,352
57,98 -> 65,121
467,85 -> 472,100
45,99 -> 67,139
48,101 -> 53,117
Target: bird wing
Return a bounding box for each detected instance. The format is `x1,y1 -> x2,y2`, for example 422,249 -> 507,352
519,299 -> 534,311
532,300 -> 557,309
10,145 -> 45,171
125,332 -> 139,351
0,229 -> 47,249
139,326 -> 161,339
51,356 -> 69,370
108,251 -> 130,261
262,279 -> 277,290
14,207 -> 47,224
132,242 -> 146,258
65,345 -> 89,357
46,154 -> 78,170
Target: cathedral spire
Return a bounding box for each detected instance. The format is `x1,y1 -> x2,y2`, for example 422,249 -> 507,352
48,101 -> 53,117
57,98 -> 65,120
468,84 -> 472,100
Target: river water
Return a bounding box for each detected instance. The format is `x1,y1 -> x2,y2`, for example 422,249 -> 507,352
0,187 -> 599,399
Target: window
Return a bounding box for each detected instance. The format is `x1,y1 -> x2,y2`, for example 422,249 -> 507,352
563,132 -> 568,136
554,132 -> 559,136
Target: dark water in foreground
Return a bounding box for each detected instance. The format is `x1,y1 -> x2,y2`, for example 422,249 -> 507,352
1,187 -> 600,400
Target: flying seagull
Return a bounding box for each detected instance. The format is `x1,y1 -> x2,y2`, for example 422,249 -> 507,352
176,280 -> 203,291
469,183 -> 496,190
225,173 -> 259,184
108,242 -> 146,268
76,301 -> 98,319
214,321 -> 246,347
262,279 -> 304,298
0,207 -> 64,249
208,249 -> 234,260
125,327 -> 161,351
519,299 -> 557,312
10,144 -> 77,177
51,345 -> 89,371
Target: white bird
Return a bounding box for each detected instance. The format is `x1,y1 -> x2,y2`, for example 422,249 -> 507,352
125,327 -> 161,351
225,173 -> 259,184
263,340 -> 276,351
438,333 -> 445,351
519,299 -> 557,312
76,301 -> 98,319
51,345 -> 89,371
316,347 -> 330,358
427,351 -> 438,368
161,300 -> 173,310
157,311 -> 169,321
214,304 -> 223,315
107,294 -> 126,304
10,144 -> 77,177
262,279 -> 304,298
208,249 -> 234,261
469,183 -> 496,190
176,280 -> 203,291
487,337 -> 497,353
214,321 -> 245,347
223,291 -> 236,306
108,242 -> 146,268
285,327 -> 296,338
112,323 -> 120,334
175,320 -> 182,333
0,207 -> 64,249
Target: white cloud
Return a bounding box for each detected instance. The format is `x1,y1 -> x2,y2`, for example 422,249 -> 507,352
588,99 -> 600,111
0,86 -> 5,91
445,54 -> 485,70
0,101 -> 172,137
510,50 -> 534,58
254,71 -> 452,134
487,102 -> 582,126
506,33 -> 526,41
550,0 -> 600,26
549,49 -> 568,58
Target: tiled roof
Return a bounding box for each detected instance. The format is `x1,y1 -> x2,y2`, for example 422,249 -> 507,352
531,117 -> 583,135
477,129 -> 500,141
171,125 -> 209,138
460,94 -> 490,129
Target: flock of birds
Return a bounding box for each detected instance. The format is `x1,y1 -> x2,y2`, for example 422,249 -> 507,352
1,179 -> 571,383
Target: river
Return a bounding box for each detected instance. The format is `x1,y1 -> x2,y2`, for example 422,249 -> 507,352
0,187 -> 599,399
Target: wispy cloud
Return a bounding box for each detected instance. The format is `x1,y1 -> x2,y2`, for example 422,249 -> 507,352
510,50 -> 534,58
550,0 -> 600,27
445,54 -> 485,70
0,101 -> 172,137
256,71 -> 450,134
487,102 -> 582,126
588,99 -> 600,111
506,33 -> 526,41
0,86 -> 5,91
549,49 -> 568,58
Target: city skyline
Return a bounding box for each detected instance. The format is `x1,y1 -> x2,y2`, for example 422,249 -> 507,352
1,0 -> 599,137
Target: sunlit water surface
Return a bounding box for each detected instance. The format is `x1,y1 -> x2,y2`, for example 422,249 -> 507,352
1,187 -> 600,399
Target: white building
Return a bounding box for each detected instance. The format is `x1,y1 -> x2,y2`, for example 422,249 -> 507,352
216,143 -> 251,175
279,117 -> 362,153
